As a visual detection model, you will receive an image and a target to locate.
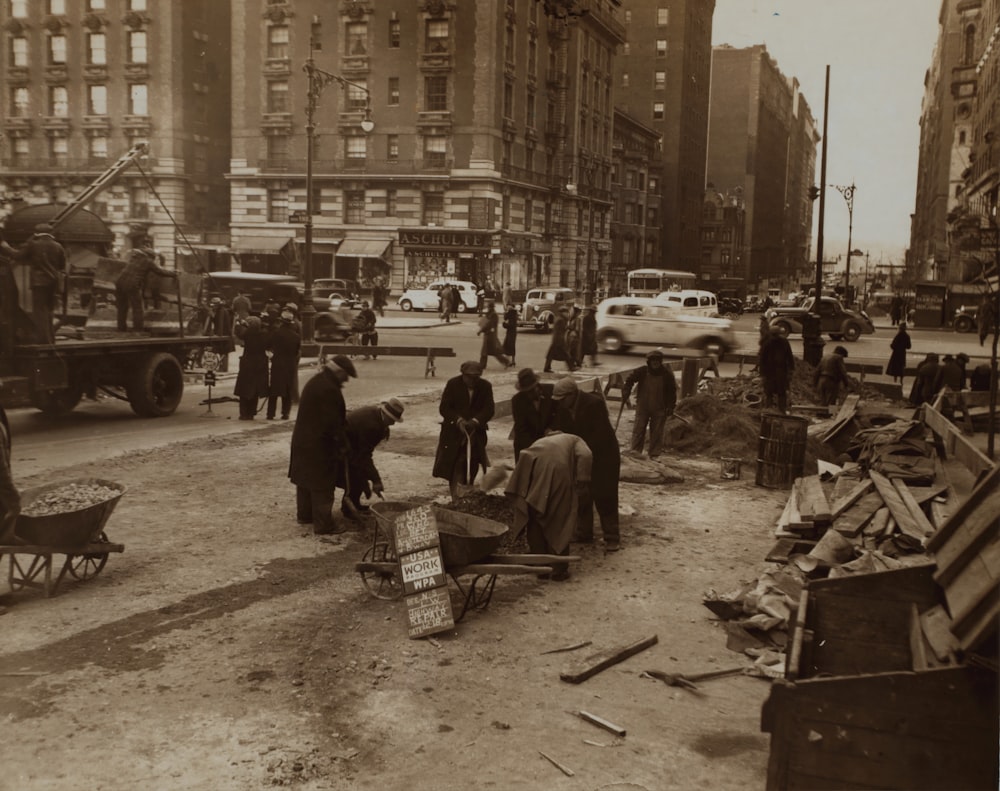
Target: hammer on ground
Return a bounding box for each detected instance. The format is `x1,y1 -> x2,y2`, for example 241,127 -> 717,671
641,666 -> 746,692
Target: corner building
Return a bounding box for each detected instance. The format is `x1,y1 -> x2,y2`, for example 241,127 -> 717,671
230,0 -> 625,298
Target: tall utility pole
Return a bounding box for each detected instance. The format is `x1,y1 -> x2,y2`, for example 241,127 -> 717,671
814,66 -> 830,302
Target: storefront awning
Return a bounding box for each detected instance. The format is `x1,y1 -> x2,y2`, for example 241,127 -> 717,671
229,235 -> 292,255
336,238 -> 392,259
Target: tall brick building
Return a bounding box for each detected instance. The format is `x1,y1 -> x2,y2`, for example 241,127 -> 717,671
614,0 -> 715,276
229,0 -> 625,297
0,0 -> 232,260
706,44 -> 818,293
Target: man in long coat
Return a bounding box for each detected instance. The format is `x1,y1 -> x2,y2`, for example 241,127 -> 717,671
511,368 -> 554,461
758,326 -> 795,413
341,398 -> 405,519
233,316 -> 269,420
288,355 -> 357,535
266,311 -> 300,420
551,377 -> 622,551
506,430 -> 592,581
432,360 -> 495,499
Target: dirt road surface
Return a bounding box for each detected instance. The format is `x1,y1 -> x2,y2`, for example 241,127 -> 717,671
2,383 -> 795,790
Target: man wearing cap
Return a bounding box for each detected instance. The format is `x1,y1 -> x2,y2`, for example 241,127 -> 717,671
814,345 -> 851,407
511,368 -> 555,461
288,354 -> 357,535
758,326 -> 795,414
551,377 -> 622,551
352,300 -> 378,360
341,398 -> 405,519
115,240 -> 178,332
266,311 -> 301,420
622,348 -> 677,458
433,361 -> 495,499
12,225 -> 66,344
505,429 -> 592,581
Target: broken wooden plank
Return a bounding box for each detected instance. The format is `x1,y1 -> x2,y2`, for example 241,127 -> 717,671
785,481 -> 812,532
540,640 -> 592,655
796,475 -> 832,523
923,403 -> 994,479
559,634 -> 659,684
908,482 -> 949,506
830,478 -> 875,520
577,710 -> 627,738
869,469 -> 928,543
775,490 -> 797,537
863,507 -> 891,538
892,479 -> 936,538
538,751 -> 574,777
834,491 -> 884,537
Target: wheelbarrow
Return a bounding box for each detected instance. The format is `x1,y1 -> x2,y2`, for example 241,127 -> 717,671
355,501 -> 577,621
3,478 -> 126,597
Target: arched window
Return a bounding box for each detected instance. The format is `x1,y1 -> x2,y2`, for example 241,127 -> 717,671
965,25 -> 976,64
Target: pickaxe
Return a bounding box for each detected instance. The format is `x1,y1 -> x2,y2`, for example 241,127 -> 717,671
641,666 -> 746,692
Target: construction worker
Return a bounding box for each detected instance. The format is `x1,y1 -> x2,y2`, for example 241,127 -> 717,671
14,225 -> 66,344
115,241 -> 177,331
623,348 -> 678,458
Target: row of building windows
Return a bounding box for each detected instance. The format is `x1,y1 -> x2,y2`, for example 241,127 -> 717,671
8,0 -> 146,15
9,82 -> 147,116
8,30 -> 148,67
264,132 -> 448,166
264,18 -> 450,61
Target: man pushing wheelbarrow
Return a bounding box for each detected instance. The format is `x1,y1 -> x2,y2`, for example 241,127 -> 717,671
432,361 -> 495,501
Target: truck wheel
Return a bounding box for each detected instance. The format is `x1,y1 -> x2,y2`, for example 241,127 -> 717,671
127,352 -> 184,417
31,385 -> 83,416
773,321 -> 791,338
842,323 -> 862,342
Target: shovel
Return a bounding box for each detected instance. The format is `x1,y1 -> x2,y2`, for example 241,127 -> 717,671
453,425 -> 477,499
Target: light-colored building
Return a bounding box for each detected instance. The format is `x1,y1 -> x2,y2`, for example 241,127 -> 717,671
0,0 -> 232,262
229,0 -> 625,301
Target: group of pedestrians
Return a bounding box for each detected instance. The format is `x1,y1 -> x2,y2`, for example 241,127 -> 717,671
543,303 -> 598,373
232,303 -> 302,421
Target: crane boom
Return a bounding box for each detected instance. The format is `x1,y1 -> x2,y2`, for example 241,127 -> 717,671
45,143 -> 149,233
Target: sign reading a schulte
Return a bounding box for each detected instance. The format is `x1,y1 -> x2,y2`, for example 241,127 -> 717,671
393,505 -> 454,639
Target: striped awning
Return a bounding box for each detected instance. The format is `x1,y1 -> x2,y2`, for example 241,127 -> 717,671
336,238 -> 392,258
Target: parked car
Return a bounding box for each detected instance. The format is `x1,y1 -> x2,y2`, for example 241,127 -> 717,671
953,305 -> 978,333
653,289 -> 720,317
594,297 -> 737,355
519,287 -> 578,332
205,272 -> 302,313
397,280 -> 478,312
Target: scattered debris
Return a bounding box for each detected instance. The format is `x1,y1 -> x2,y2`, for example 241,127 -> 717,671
538,750 -> 574,777
559,634 -> 659,684
575,710 -> 627,737
540,640 -> 592,655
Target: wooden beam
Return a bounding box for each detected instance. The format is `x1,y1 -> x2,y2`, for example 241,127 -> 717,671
559,634 -> 659,684
830,479 -> 874,519
869,470 -> 929,543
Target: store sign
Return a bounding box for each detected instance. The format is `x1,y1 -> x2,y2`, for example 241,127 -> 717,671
393,505 -> 454,639
399,230 -> 490,250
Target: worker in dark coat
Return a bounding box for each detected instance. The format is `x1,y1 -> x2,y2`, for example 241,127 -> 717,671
909,352 -> 941,406
14,226 -> 66,344
623,348 -> 678,458
551,377 -> 622,551
505,430 -> 592,581
885,321 -> 911,385
758,326 -> 796,413
266,311 -> 301,420
502,303 -> 519,366
288,355 -> 357,535
511,368 -> 554,461
814,345 -> 851,407
233,315 -> 270,420
340,398 -> 405,519
432,360 -> 495,499
115,244 -> 177,331
933,354 -> 966,394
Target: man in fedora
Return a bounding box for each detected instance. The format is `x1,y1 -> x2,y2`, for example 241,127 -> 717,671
341,397 -> 405,520
433,360 -> 495,499
288,354 -> 357,535
510,367 -> 554,461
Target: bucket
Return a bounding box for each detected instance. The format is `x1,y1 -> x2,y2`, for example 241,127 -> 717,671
755,414 -> 808,489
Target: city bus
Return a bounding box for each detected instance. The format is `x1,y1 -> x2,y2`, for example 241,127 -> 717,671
626,268 -> 698,298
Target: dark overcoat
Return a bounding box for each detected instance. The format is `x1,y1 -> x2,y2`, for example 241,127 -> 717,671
758,334 -> 796,392
268,322 -> 301,397
511,383 -> 554,459
341,405 -> 390,490
288,367 -> 348,490
234,324 -> 270,399
502,306 -> 518,356
432,375 -> 495,480
553,390 -> 620,504
886,329 -> 911,378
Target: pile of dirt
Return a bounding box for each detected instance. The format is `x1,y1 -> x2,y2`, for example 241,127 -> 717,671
700,360 -> 888,407
440,492 -> 529,554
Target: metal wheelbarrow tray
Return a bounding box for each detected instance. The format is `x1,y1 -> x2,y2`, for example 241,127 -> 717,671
3,478 -> 126,597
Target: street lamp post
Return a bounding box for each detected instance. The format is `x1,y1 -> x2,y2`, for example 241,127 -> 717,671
834,182 -> 857,306
301,22 -> 374,343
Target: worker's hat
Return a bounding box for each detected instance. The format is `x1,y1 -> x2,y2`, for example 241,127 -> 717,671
380,398 -> 405,424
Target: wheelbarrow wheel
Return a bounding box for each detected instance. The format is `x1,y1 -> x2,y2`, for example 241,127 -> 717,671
68,531 -> 109,581
359,542 -> 403,600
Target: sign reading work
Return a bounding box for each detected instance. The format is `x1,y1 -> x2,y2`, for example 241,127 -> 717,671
393,505 -> 454,639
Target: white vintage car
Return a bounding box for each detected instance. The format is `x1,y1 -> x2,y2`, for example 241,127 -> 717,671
397,280 -> 479,312
595,296 -> 737,355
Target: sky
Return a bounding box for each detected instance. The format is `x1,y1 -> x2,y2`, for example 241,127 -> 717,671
711,0 -> 944,268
